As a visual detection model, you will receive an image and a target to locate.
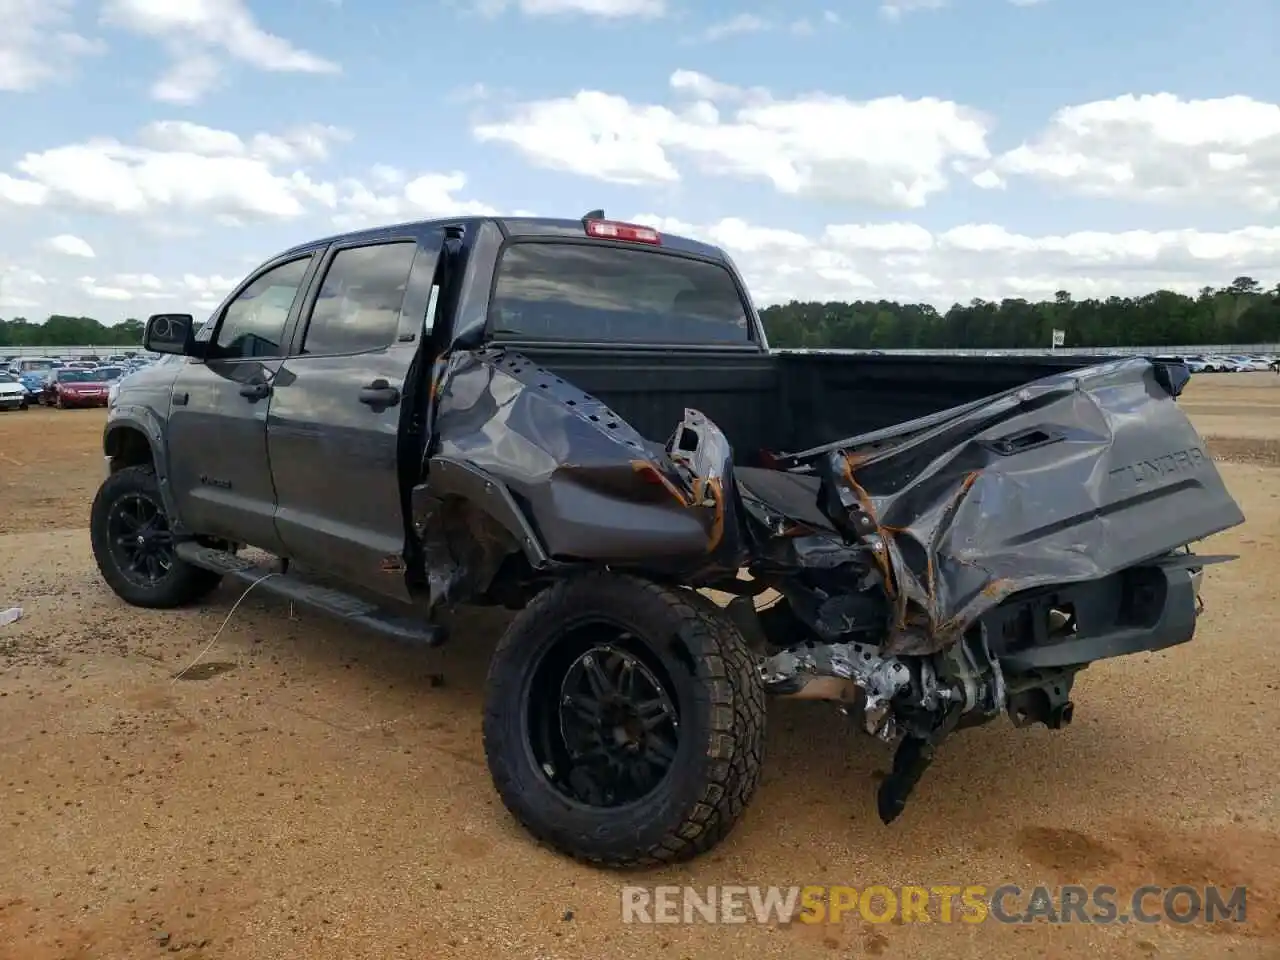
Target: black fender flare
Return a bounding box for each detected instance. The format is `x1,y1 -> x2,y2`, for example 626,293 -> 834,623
103,412 -> 185,532
412,455 -> 551,569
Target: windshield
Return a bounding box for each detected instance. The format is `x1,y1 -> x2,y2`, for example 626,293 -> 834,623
19,359 -> 54,371
97,366 -> 123,380
57,369 -> 106,383
0,373 -> 16,384
490,242 -> 752,344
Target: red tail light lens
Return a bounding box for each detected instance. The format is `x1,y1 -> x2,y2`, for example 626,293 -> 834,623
584,219 -> 661,244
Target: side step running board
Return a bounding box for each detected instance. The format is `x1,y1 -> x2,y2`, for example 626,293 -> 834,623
174,542 -> 447,647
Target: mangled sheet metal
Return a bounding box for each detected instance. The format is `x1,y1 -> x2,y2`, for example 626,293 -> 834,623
417,348 -> 745,595
418,350 -> 1243,652
749,358 -> 1245,656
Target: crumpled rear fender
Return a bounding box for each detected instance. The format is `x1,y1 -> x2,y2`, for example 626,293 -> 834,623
415,348 -> 746,581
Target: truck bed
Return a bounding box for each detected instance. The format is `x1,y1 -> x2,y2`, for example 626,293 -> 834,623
511,344 -> 1116,458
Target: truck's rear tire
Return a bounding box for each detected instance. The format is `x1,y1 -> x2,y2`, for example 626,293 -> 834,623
90,465 -> 223,608
482,572 -> 766,868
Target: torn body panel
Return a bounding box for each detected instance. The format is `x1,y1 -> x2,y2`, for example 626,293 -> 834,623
763,357 -> 1244,656
409,348 -> 746,609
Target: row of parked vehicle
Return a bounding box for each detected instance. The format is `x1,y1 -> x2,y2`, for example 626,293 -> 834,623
1176,353 -> 1279,373
0,353 -> 155,411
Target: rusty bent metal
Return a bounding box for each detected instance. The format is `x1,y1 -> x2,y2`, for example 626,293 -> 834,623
97,214 -> 1245,867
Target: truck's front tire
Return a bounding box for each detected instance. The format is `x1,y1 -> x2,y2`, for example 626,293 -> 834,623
482,573 -> 766,868
90,465 -> 223,608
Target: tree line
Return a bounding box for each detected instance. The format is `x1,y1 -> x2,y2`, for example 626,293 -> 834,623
0,315 -> 143,348
758,277 -> 1280,350
2,278 -> 1279,350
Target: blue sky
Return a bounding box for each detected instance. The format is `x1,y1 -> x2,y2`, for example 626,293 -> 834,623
2,0 -> 1279,322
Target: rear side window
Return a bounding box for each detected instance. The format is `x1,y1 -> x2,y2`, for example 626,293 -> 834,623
490,242 -> 751,344
301,242 -> 417,355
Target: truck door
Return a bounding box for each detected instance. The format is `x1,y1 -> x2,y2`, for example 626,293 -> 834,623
265,232 -> 443,601
165,252 -> 321,552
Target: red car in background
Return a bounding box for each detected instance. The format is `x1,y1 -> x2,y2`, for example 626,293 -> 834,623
42,368 -> 111,408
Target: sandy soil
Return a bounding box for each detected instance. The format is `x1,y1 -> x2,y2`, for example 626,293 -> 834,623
0,372 -> 1277,960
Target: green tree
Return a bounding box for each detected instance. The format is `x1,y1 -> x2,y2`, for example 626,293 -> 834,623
759,280 -> 1280,350
0,316 -> 143,348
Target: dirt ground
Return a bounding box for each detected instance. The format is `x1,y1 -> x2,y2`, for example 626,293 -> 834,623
0,372 -> 1277,960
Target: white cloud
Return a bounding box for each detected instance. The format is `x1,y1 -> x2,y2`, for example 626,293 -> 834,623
702,13 -> 770,40
72,271 -> 236,312
475,0 -> 664,17
882,0 -> 1041,13
1,119 -> 504,276
332,170 -> 500,228
77,276 -> 134,301
0,263 -> 48,310
986,93 -> 1280,210
45,234 -> 96,258
473,70 -> 991,207
0,172 -> 50,206
101,0 -> 340,102
0,0 -> 104,91
881,0 -> 948,19
0,122 -> 342,221
630,214 -> 1280,306
138,120 -> 350,163
150,52 -> 222,103
668,69 -> 751,102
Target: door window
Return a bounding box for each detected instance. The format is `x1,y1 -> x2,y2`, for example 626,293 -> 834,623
211,257 -> 312,360
300,242 -> 418,355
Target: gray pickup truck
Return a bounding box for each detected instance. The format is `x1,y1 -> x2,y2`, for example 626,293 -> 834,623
93,213 -> 1244,868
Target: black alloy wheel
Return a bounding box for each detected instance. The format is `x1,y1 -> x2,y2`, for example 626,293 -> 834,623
531,624 -> 681,809
105,490 -> 175,588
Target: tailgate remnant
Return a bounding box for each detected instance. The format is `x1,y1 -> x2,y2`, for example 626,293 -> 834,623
769,358 -> 1244,655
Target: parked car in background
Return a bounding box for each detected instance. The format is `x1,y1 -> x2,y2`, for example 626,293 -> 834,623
96,365 -> 125,382
0,372 -> 29,410
7,357 -> 59,377
42,368 -> 110,408
1227,355 -> 1271,371
15,370 -> 48,403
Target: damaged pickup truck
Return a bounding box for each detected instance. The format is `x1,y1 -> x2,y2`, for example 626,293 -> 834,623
92,213 -> 1245,868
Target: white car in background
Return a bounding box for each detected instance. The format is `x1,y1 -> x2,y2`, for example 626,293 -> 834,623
0,372 -> 29,410
1228,355 -> 1272,371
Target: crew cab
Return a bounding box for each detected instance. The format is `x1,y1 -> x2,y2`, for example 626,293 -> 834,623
93,213 -> 1245,868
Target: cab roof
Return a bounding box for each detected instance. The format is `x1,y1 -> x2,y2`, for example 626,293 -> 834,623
279,216 -> 728,263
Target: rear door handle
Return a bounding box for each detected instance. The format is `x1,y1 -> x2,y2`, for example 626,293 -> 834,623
239,381 -> 271,401
358,379 -> 400,407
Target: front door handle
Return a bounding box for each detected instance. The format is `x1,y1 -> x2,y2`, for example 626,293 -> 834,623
358,379 -> 400,407
239,381 -> 271,401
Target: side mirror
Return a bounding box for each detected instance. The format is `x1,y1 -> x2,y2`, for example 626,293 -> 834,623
143,313 -> 195,355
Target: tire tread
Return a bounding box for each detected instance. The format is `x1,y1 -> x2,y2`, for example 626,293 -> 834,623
482,572 -> 765,869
